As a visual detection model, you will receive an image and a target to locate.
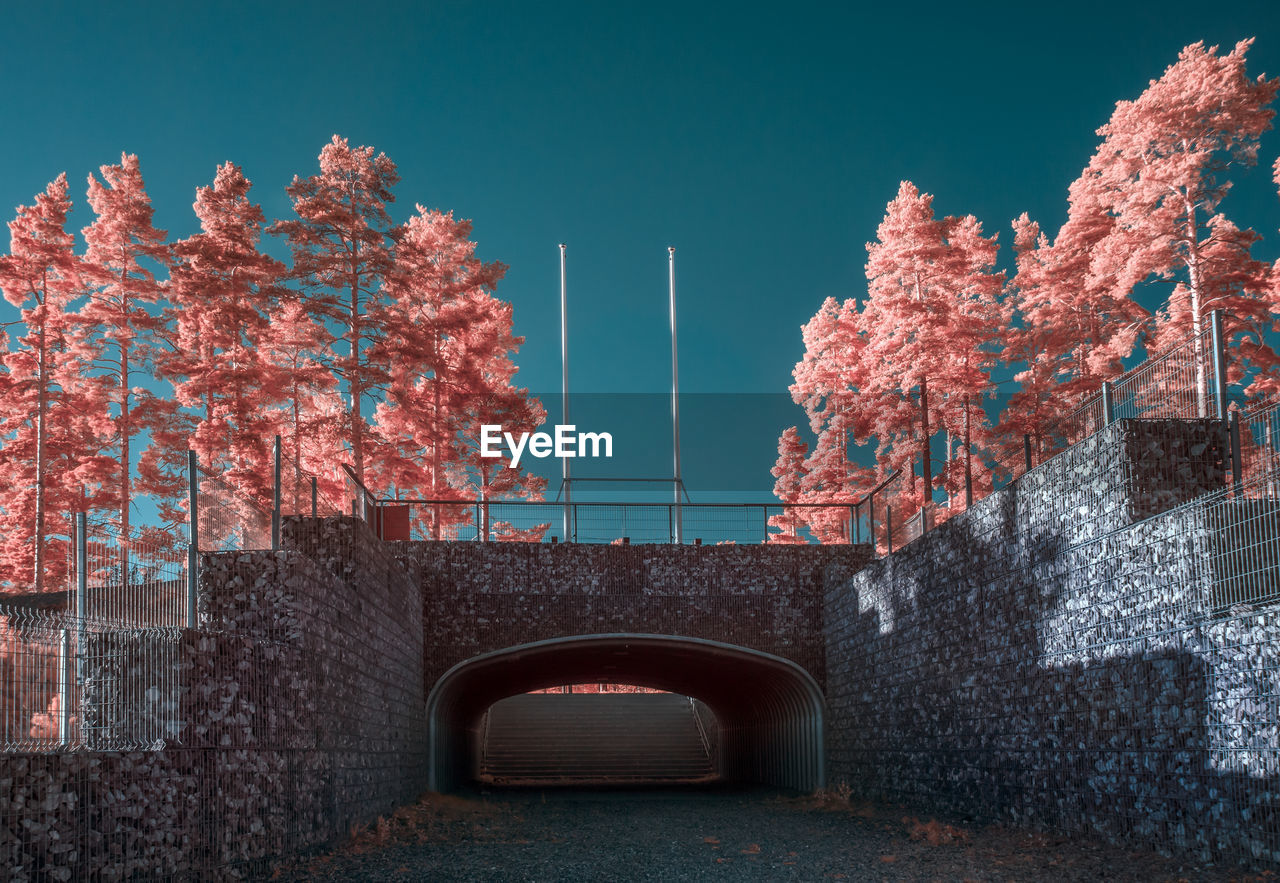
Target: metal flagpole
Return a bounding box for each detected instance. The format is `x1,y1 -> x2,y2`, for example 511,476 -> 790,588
560,244 -> 571,541
669,246 -> 683,544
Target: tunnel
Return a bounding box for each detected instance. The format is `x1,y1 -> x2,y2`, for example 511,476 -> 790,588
426,633 -> 825,793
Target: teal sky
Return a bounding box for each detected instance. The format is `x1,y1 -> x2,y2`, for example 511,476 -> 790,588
2,1 -> 1279,495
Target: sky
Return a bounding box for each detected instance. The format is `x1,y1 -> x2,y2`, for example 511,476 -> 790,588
2,1 -> 1280,497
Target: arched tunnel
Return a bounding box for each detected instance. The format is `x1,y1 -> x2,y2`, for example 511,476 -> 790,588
426,633 -> 825,793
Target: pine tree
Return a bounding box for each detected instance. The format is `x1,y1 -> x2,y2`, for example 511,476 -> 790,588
74,154 -> 170,545
163,162 -> 284,505
1086,40 -> 1278,409
0,176 -> 85,590
859,182 -> 1003,507
767,426 -> 809,543
270,136 -> 400,484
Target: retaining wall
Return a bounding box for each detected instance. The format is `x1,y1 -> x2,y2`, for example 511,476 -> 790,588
824,419 -> 1278,866
1,517 -> 427,880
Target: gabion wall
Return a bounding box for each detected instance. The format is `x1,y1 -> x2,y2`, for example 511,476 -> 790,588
1,516 -> 428,881
825,419 -> 1278,868
396,542 -> 868,692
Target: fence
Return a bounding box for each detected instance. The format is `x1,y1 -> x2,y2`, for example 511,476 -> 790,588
0,513 -> 185,752
876,313 -> 1236,546
371,498 -> 872,545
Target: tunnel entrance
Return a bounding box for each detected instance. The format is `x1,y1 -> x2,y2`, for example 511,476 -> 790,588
427,634 -> 825,793
479,689 -> 718,785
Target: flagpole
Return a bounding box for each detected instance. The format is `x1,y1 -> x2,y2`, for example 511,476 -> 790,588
560,243 -> 571,541
669,246 -> 683,544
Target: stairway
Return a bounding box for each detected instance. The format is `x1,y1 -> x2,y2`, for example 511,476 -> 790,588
479,692 -> 717,785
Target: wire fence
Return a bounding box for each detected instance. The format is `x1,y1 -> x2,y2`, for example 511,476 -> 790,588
876,316 -> 1232,548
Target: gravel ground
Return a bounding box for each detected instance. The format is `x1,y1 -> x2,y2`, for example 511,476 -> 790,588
273,785 -> 1272,882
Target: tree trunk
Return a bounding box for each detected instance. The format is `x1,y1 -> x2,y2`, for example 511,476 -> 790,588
348,273 -> 365,482
919,377 -> 931,508
34,309 -> 47,592
963,395 -> 973,508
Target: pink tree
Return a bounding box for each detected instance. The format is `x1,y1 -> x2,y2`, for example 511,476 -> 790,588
271,136 -> 400,484
0,176 -> 86,590
442,296 -> 548,541
999,201 -> 1148,462
261,298 -> 345,510
373,207 -> 509,536
767,426 -> 809,543
74,154 -> 170,544
158,163 -> 285,517
859,182 -> 1004,508
1085,40 -> 1278,409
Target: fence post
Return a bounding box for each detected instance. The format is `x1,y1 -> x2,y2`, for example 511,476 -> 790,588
762,506 -> 768,545
964,465 -> 973,508
311,476 -> 317,518
271,435 -> 281,551
849,505 -> 857,544
1101,381 -> 1115,426
1023,434 -> 1033,473
886,500 -> 893,555
58,628 -> 71,745
1211,309 -> 1229,423
1230,410 -> 1243,499
187,450 -> 198,629
867,492 -> 875,554
75,511 -> 87,746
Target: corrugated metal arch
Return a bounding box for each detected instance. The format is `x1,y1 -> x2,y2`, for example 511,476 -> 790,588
426,633 -> 825,793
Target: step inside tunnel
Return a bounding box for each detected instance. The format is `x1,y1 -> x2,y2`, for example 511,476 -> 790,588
426,634 -> 825,793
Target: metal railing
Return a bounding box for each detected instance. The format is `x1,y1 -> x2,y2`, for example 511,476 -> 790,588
885,313 -> 1235,552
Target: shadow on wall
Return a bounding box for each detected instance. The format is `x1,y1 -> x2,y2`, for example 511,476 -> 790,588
828,491 -> 1279,867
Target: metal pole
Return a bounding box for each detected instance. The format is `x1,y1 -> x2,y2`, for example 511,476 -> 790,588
867,492 -> 875,553
669,247 -> 683,544
854,503 -> 861,544
271,435 -> 281,550
1211,309 -> 1229,423
75,512 -> 87,622
1023,434 -> 1033,474
1230,410 -> 1243,498
311,476 -> 317,518
75,511 -> 87,743
560,244 -> 571,542
1102,381 -> 1115,425
886,500 -> 893,555
58,628 -> 71,745
187,450 -> 198,629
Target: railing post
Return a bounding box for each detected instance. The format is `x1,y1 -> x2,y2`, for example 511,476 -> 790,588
187,450 -> 198,629
75,511 -> 87,746
886,500 -> 893,555
669,504 -> 674,544
1230,410 -> 1243,499
1023,434 -> 1033,473
271,435 -> 281,551
1101,381 -> 1115,426
75,512 -> 87,623
964,464 -> 973,508
849,505 -> 856,544
311,476 -> 317,518
1211,309 -> 1229,423
867,492 -> 875,554
58,628 -> 71,745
